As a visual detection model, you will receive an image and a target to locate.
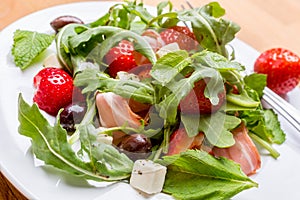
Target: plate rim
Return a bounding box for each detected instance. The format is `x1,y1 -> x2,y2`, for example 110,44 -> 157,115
1,1 -> 300,200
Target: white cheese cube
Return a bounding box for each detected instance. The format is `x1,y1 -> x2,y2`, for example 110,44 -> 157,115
43,53 -> 62,68
96,134 -> 113,145
130,159 -> 167,194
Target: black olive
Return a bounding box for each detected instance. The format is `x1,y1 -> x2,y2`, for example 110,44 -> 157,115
59,102 -> 86,133
50,15 -> 84,32
118,134 -> 152,160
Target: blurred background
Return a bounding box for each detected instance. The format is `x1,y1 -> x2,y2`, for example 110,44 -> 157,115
1,0 -> 300,54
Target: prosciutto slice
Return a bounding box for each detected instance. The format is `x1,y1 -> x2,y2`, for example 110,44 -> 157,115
212,123 -> 261,176
96,92 -> 142,128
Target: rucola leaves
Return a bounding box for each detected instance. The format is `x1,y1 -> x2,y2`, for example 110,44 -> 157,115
18,94 -> 133,181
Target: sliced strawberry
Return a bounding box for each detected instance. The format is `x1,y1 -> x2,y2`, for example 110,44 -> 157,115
167,128 -> 204,155
104,40 -> 138,78
160,26 -> 198,51
179,78 -> 226,114
33,67 -> 74,116
254,48 -> 300,94
212,123 -> 261,176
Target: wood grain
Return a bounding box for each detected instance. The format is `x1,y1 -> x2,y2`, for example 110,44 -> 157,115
0,173 -> 27,200
1,0 -> 299,199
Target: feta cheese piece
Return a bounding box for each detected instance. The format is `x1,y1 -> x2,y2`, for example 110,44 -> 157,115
96,134 -> 113,145
130,159 -> 167,194
43,53 -> 62,68
116,71 -> 140,81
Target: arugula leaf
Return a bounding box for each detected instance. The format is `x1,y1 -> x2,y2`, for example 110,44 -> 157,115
181,112 -> 240,148
244,73 -> 267,98
66,26 -> 156,72
158,150 -> 258,200
78,124 -> 133,178
88,13 -> 110,28
151,50 -> 191,84
68,26 -> 121,49
206,2 -> 226,17
87,1 -> 154,30
12,30 -> 55,69
178,4 -> 240,57
227,91 -> 260,108
96,29 -> 157,64
198,112 -> 239,148
74,68 -> 155,104
192,50 -> 244,71
56,24 -> 88,74
225,101 -> 260,112
157,67 -> 223,124
18,94 -> 132,181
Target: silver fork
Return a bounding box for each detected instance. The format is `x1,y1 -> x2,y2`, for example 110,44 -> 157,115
262,88 -> 300,132
182,1 -> 300,132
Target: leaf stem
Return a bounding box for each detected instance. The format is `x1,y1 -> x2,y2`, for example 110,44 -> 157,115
249,132 -> 280,159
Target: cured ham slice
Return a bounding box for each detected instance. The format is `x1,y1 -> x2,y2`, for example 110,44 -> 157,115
213,123 -> 261,176
96,92 -> 142,128
167,128 -> 205,155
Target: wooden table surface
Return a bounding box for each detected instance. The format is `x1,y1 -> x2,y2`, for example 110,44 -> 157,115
1,0 -> 300,199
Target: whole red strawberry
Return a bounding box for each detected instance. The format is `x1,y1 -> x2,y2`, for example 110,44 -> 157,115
179,79 -> 226,114
104,40 -> 138,78
160,26 -> 198,51
33,67 -> 74,116
254,48 -> 300,94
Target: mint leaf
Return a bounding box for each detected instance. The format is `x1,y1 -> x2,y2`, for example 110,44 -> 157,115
159,150 -> 258,200
12,30 -> 54,69
263,109 -> 285,144
249,109 -> 285,145
18,94 -> 132,181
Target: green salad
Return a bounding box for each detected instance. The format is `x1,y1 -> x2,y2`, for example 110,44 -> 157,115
13,1 -> 285,199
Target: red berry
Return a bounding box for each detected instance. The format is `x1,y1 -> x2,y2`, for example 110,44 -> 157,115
179,79 -> 226,114
254,48 -> 300,94
104,40 -> 138,78
160,26 -> 198,51
33,67 -> 74,116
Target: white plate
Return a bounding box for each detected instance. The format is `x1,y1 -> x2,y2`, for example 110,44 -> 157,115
1,2 -> 300,200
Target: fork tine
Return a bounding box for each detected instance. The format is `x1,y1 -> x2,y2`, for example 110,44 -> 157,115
185,0 -> 194,9
263,88 -> 300,132
179,4 -> 189,27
